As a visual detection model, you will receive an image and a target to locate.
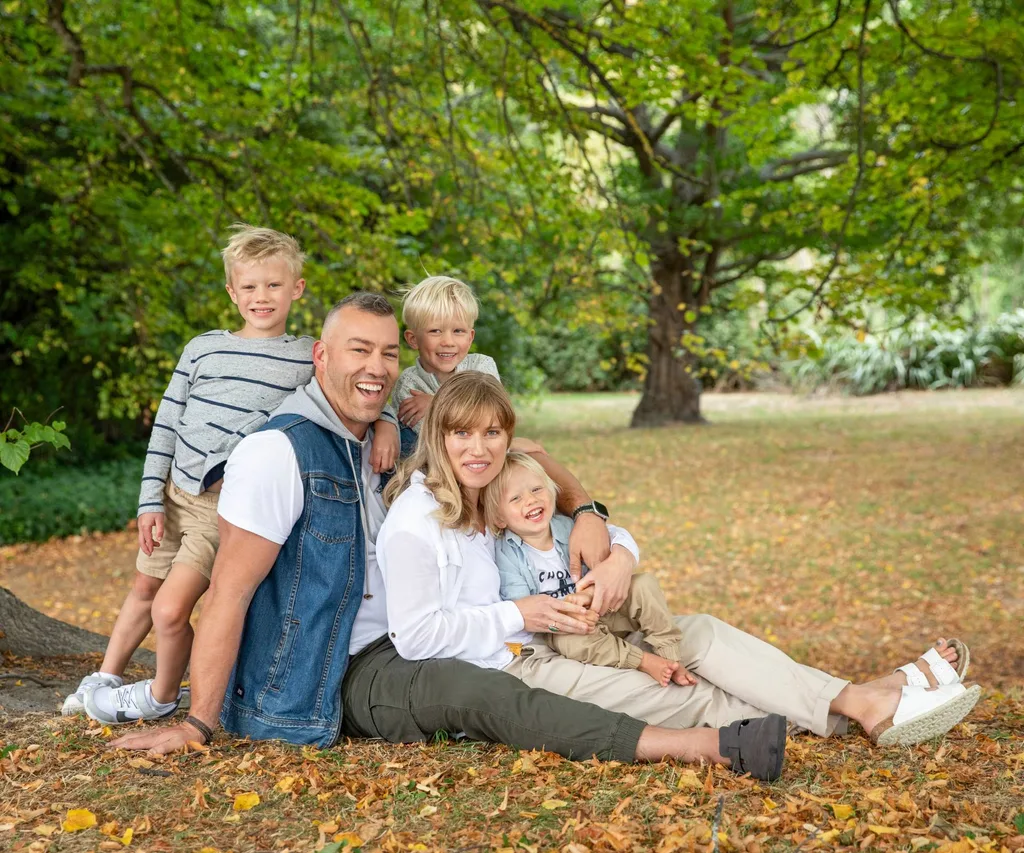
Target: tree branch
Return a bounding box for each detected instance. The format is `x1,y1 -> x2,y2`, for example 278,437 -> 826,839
758,149 -> 851,182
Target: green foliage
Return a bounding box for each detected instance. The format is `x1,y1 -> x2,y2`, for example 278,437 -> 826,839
521,326 -> 644,392
4,0 -> 1024,435
787,310 -> 1024,395
0,458 -> 140,545
0,413 -> 71,475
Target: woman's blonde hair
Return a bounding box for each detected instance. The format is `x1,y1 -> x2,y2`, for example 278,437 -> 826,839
482,451 -> 559,536
384,371 -> 515,531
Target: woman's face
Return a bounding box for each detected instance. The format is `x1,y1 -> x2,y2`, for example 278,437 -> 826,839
444,413 -> 509,493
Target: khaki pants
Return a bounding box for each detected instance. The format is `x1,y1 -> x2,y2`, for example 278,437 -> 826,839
548,573 -> 681,669
509,613 -> 849,737
136,480 -> 220,580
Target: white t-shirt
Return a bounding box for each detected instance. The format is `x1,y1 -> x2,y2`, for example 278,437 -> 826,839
527,544 -> 578,599
218,429 -> 389,656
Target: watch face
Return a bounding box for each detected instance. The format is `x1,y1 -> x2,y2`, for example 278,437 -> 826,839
593,501 -> 609,518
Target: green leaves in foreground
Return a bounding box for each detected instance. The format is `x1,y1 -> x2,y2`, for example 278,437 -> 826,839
1,418 -> 71,475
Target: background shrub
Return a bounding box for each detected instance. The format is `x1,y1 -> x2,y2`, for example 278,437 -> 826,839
0,459 -> 140,545
787,310 -> 1024,395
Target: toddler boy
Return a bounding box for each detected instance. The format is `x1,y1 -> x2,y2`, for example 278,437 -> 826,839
485,452 -> 695,687
63,225 -> 319,722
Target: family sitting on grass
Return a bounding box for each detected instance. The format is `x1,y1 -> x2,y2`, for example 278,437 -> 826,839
61,226 -> 981,781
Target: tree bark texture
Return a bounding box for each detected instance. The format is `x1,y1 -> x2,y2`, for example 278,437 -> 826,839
631,250 -> 706,427
0,585 -> 153,664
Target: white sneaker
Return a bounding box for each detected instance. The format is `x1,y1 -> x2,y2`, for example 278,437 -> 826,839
61,672 -> 123,717
83,679 -> 181,724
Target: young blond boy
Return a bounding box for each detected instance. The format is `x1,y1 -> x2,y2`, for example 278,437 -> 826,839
63,225 -> 319,723
486,452 -> 696,687
372,276 -> 498,461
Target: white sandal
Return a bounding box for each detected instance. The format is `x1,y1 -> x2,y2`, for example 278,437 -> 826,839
896,639 -> 970,687
871,682 -> 981,746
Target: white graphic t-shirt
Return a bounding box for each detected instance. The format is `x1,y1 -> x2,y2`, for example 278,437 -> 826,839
525,544 -> 577,599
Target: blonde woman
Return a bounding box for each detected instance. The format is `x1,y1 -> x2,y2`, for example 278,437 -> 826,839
375,372 -> 980,764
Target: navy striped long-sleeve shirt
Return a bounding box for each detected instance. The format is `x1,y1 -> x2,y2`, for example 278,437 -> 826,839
137,330 -> 316,515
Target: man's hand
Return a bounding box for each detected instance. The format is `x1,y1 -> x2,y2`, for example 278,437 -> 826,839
137,511 -> 165,556
509,436 -> 546,455
398,390 -> 433,428
370,420 -> 399,473
575,544 -> 635,616
567,513 -> 610,581
109,720 -> 208,755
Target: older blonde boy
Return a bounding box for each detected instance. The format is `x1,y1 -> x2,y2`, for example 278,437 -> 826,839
372,276 -> 498,462
486,452 -> 695,687
63,225 -> 319,723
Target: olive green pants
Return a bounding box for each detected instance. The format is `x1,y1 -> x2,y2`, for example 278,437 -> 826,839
340,636 -> 646,761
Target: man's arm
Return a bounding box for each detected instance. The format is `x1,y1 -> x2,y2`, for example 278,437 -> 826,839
527,451 -> 631,615
109,519 -> 281,754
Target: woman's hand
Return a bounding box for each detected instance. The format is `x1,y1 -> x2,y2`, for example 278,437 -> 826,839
514,595 -> 599,634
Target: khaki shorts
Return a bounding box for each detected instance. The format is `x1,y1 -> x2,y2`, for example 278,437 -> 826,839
136,480 -> 220,580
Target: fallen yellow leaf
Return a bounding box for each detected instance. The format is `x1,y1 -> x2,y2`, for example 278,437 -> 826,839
830,804 -> 855,820
676,769 -> 702,789
121,827 -> 133,846
541,799 -> 568,810
867,825 -> 900,835
332,831 -> 364,847
275,776 -> 297,793
419,805 -> 438,817
33,824 -> 58,837
99,820 -> 119,837
233,792 -> 260,812
63,809 -> 97,832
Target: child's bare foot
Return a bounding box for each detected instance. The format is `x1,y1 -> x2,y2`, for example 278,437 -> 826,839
671,666 -> 698,686
639,652 -> 678,686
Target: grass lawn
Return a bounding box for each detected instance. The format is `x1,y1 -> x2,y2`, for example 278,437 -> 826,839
2,389 -> 1023,852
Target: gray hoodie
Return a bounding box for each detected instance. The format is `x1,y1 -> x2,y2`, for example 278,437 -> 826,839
271,377 -> 389,598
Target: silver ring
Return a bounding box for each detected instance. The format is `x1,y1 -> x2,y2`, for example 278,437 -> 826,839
548,623 -> 559,633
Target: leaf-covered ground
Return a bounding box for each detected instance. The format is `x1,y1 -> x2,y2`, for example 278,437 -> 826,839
2,389 -> 1023,853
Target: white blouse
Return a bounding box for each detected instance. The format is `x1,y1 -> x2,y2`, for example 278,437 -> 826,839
376,472 -> 531,670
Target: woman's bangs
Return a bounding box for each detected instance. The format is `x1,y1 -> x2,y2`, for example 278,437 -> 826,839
442,387 -> 515,435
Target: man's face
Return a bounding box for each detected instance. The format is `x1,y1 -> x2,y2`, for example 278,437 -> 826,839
314,307 -> 400,437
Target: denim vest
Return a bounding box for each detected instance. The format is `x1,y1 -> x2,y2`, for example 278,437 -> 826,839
495,513 -> 578,601
220,413 -> 384,746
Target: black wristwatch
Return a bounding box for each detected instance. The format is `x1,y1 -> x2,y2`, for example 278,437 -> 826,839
571,500 -> 609,522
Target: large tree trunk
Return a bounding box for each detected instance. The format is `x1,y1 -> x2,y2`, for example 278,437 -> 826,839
631,253 -> 706,427
0,585 -> 153,663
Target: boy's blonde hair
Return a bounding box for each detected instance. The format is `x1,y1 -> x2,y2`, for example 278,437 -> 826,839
402,276 -> 479,332
384,372 -> 515,532
482,451 -> 559,536
222,223 -> 306,287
